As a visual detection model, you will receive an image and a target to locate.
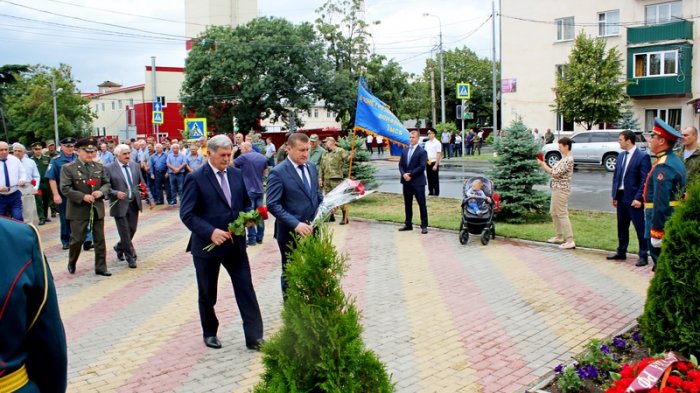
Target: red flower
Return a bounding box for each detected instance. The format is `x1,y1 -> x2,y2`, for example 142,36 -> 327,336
30,179 -> 37,186
37,189 -> 42,196
139,182 -> 148,199
689,370 -> 700,381
676,362 -> 691,373
667,375 -> 683,388
536,152 -> 544,161
257,205 -> 269,220
86,178 -> 97,187
660,387 -> 675,393
356,181 -> 365,196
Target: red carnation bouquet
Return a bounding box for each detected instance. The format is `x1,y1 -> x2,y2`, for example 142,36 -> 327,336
605,353 -> 700,393
203,206 -> 269,251
86,178 -> 98,230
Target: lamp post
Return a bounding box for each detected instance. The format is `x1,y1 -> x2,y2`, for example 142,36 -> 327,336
423,13 -> 445,125
52,73 -> 60,147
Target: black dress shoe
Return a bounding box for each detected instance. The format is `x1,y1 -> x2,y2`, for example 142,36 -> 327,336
44,217 -> 51,222
62,244 -> 69,250
635,258 -> 649,267
246,338 -> 265,351
398,226 -> 413,231
67,264 -> 76,274
204,336 -> 222,349
421,227 -> 428,234
83,241 -> 94,251
96,270 -> 112,276
606,253 -> 626,260
38,219 -> 46,226
113,246 -> 125,261
127,258 -> 137,269
329,215 -> 336,222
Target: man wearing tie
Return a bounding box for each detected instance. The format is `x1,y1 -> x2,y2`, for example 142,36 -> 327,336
180,135 -> 264,351
607,130 -> 651,266
267,133 -> 324,296
398,130 -> 429,234
0,141 -> 27,220
106,144 -> 154,269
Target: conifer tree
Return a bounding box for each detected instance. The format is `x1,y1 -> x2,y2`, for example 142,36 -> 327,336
616,107 -> 641,130
254,227 -> 394,393
338,134 -> 377,187
488,119 -> 550,223
639,181 -> 700,355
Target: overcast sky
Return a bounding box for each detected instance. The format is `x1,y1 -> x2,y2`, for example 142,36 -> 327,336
0,0 -> 498,92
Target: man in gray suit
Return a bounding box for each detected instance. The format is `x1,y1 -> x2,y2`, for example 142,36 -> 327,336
106,144 -> 154,268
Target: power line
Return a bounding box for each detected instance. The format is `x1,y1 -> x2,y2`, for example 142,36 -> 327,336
43,0 -> 207,27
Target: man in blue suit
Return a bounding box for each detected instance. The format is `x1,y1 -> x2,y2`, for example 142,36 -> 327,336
398,130 -> 429,234
267,133 -> 324,296
180,135 -> 264,351
607,130 -> 651,266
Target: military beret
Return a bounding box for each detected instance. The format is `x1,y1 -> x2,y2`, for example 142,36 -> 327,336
75,137 -> 98,152
60,137 -> 77,145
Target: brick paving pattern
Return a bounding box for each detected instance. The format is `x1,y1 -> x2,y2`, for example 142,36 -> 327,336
37,206 -> 653,392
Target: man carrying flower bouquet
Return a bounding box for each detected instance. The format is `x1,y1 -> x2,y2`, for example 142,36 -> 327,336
60,137 -> 112,276
180,135 -> 264,351
267,133 -> 324,296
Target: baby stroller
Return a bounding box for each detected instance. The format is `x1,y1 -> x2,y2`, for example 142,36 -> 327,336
459,176 -> 499,245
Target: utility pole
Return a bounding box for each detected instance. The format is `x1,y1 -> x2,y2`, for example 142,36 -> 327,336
52,73 -> 60,146
151,56 -> 158,139
424,13 -> 445,125
430,66 -> 437,127
491,0 -> 498,134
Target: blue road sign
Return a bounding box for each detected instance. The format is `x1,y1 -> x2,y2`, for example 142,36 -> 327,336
184,118 -> 207,139
153,101 -> 162,112
152,111 -> 164,124
456,83 -> 472,99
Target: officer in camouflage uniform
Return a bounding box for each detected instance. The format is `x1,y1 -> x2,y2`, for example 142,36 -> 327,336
643,117 -> 687,270
319,136 -> 351,224
60,137 -> 112,276
30,142 -> 52,225
0,216 -> 67,392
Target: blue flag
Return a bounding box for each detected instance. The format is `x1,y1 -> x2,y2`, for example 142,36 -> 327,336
354,77 -> 410,155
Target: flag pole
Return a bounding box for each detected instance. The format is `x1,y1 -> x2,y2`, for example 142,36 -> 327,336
343,126 -> 359,225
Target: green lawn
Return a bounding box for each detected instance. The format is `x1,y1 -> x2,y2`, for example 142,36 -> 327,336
350,192 -> 631,252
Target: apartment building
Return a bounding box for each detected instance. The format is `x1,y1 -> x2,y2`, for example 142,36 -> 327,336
501,0 -> 699,132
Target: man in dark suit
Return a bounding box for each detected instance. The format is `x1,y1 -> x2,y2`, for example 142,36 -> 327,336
398,130 -> 429,234
607,130 -> 651,266
0,216 -> 67,392
106,144 -> 154,269
180,135 -> 264,351
60,137 -> 111,276
267,133 -> 324,296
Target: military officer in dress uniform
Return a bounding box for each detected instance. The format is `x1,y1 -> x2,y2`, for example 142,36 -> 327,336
319,136 -> 352,224
60,137 -> 112,276
46,137 -> 93,250
30,142 -> 53,225
0,216 -> 67,392
643,117 -> 687,270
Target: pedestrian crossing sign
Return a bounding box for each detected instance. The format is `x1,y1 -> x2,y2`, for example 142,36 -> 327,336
456,83 -> 471,99
152,111 -> 164,124
184,118 -> 207,139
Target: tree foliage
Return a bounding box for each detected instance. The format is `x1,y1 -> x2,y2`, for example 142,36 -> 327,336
181,17 -> 332,133
640,180 -> 700,356
616,106 -> 641,130
424,47 -> 497,129
338,134 -> 376,187
4,64 -> 93,145
400,77 -> 432,128
254,227 -> 393,393
488,118 -> 549,222
552,32 -> 628,130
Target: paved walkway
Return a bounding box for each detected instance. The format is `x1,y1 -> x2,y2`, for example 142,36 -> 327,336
38,207 -> 653,392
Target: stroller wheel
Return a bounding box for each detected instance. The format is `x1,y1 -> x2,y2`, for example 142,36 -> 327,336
490,222 -> 496,239
481,229 -> 490,245
459,230 -> 469,245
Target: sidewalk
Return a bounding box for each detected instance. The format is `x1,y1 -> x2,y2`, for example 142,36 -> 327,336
40,207 -> 652,392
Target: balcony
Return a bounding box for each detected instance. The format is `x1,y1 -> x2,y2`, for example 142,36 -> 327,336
628,20 -> 693,45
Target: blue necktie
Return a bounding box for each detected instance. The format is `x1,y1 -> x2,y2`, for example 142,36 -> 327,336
1,159 -> 9,187
407,146 -> 415,162
298,164 -> 311,193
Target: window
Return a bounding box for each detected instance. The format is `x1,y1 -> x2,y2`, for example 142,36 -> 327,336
101,103 -> 105,111
645,108 -> 681,131
556,64 -> 569,80
634,50 -> 678,77
314,109 -> 319,118
571,133 -> 590,143
118,100 -> 123,109
129,98 -> 134,107
556,17 -> 575,41
111,101 -> 115,110
645,1 -> 682,25
95,104 -> 99,112
598,10 -> 620,36
327,110 -> 332,118
95,127 -> 100,134
590,133 -> 609,143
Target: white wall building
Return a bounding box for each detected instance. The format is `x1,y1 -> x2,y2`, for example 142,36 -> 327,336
501,0 -> 700,132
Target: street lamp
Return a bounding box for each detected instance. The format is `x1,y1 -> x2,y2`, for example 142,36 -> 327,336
423,13 -> 445,125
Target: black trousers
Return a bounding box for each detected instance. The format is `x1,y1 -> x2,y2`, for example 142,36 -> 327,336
114,201 -> 140,259
403,183 -> 428,229
193,255 -> 263,340
427,162 -> 439,196
615,191 -> 648,258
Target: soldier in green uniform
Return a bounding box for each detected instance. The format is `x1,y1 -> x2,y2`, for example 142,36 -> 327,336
319,136 -> 352,224
308,134 -> 326,166
60,137 -> 112,276
643,117 -> 687,270
45,140 -> 59,158
0,216 -> 67,392
675,125 -> 700,185
30,142 -> 52,225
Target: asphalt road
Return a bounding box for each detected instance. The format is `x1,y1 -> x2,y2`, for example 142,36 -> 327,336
371,157 -> 616,213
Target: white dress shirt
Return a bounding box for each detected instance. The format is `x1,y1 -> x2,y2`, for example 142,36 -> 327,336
423,139 -> 442,162
19,156 -> 40,192
0,154 -> 27,194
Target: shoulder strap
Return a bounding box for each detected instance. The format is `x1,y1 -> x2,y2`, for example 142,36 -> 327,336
27,224 -> 48,330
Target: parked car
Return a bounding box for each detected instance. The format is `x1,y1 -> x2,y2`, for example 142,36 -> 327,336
541,130 -> 648,172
